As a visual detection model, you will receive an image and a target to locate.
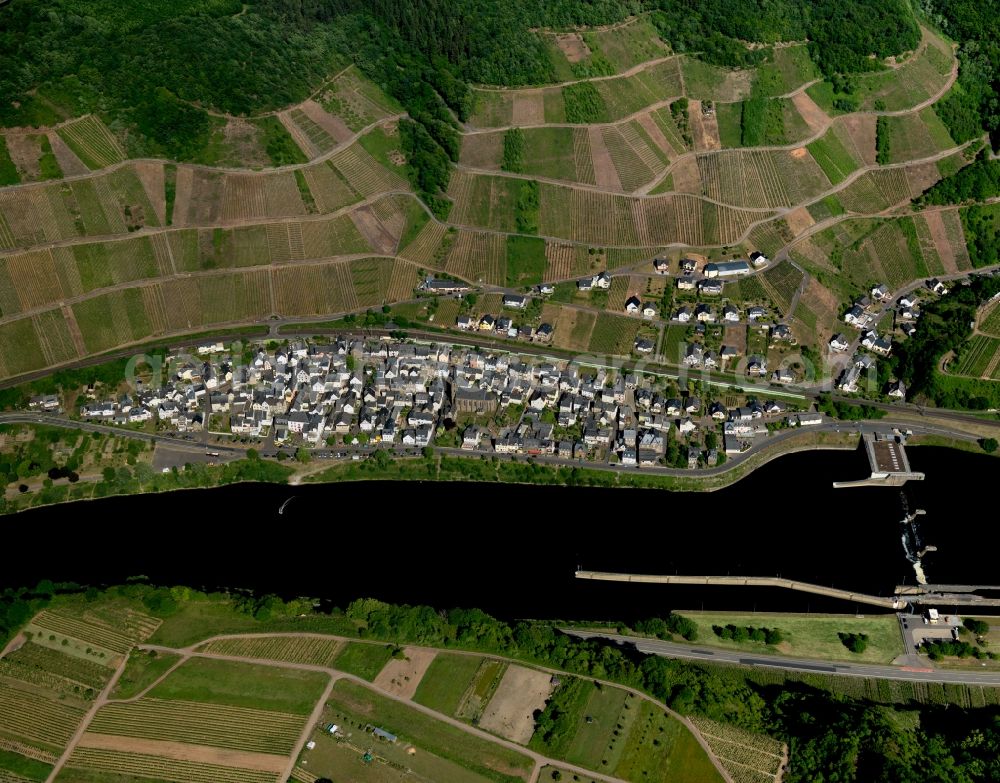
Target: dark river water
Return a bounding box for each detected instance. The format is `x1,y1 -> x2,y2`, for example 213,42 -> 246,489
4,445 -> 997,620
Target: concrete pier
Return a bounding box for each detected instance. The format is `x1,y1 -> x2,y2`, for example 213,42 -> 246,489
832,431 -> 925,488
574,571 -> 903,609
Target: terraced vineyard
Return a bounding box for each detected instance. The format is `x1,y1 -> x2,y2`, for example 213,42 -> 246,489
690,717 -> 785,783
0,10 -> 978,383
64,747 -> 279,783
200,636 -> 342,667
88,698 -> 305,754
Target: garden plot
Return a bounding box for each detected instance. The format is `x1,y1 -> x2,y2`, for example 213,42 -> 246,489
478,666 -> 554,745
951,335 -> 999,378
56,115 -> 127,170
688,100 -> 721,152
543,304 -> 594,350
372,648 -> 437,700
444,230 -> 506,285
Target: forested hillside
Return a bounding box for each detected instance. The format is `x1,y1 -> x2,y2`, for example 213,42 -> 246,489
1,0 -> 923,205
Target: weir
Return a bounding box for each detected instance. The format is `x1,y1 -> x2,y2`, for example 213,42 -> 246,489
574,571 -> 903,609
832,431 -> 925,488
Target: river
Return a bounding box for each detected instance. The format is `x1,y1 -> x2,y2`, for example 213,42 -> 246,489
5,445 -> 996,620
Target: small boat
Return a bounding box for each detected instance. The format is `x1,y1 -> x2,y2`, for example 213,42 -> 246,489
278,496 -> 295,515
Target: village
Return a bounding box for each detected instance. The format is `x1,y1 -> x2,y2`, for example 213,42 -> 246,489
53,335 -> 829,471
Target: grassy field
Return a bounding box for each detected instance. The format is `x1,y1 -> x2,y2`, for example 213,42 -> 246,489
563,682 -> 628,769
111,649 -> 182,700
149,657 -> 328,714
327,679 -> 534,782
807,126 -> 862,184
615,702 -> 723,783
331,642 -> 394,681
0,747 -> 52,781
413,653 -> 483,715
506,235 -> 547,287
676,612 -> 904,663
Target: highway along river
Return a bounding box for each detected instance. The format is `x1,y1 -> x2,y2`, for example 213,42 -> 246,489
6,445 -> 997,620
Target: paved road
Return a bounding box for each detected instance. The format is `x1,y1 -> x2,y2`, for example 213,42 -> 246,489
564,630 -> 1000,685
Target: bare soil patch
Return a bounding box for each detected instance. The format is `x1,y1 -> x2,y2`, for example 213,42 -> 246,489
477,665 -> 554,745
171,166 -> 194,227
133,162 -> 167,225
300,100 -> 353,144
372,647 -> 436,700
223,119 -> 270,168
350,205 -> 398,254
636,112 -> 674,158
790,91 -> 829,135
77,733 -> 288,773
554,33 -> 591,63
588,126 -> 623,191
723,325 -> 747,357
688,101 -> 720,152
46,132 -> 89,176
905,161 -> 943,197
923,209 -> 958,274
512,93 -> 545,126
4,133 -> 42,180
785,206 -> 815,237
669,156 -> 702,194
840,115 -> 877,166
1,632 -> 26,658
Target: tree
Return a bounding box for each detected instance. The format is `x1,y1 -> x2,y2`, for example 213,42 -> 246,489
981,437 -> 998,454
246,448 -> 259,460
294,448 -> 310,464
964,617 -> 990,635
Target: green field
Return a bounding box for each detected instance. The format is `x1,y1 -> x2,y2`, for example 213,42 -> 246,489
564,682 -> 629,769
149,657 -> 328,714
753,45 -> 820,97
807,126 -> 862,184
413,653 -> 483,715
331,642 -> 394,681
677,612 -> 905,663
111,649 -> 182,700
327,679 -> 534,782
615,702 -> 723,783
0,748 -> 52,782
506,235 -> 547,287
